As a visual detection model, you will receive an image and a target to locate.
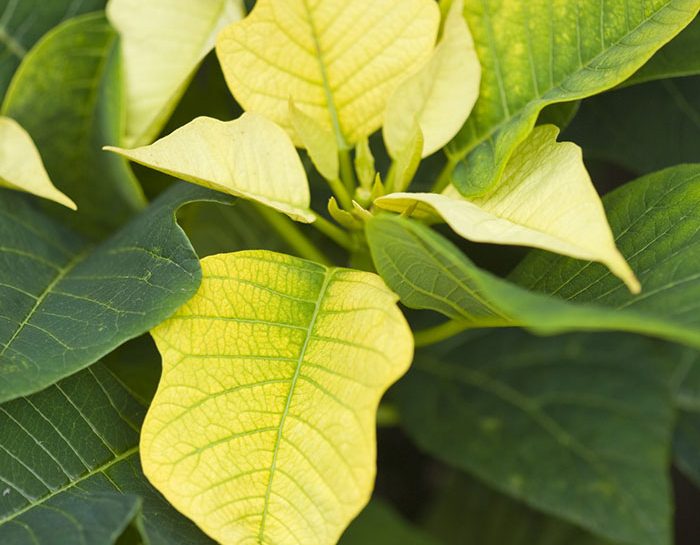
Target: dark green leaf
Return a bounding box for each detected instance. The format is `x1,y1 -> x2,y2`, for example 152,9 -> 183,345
671,350 -> 700,488
340,501 -> 441,545
566,76 -> 700,174
0,183 -> 232,403
0,0 -> 105,100
396,330 -> 679,545
0,361 -> 214,545
446,0 -> 698,195
2,13 -> 145,239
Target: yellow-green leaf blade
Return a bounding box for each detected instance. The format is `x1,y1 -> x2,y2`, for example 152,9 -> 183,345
0,116 -> 76,209
216,0 -> 440,147
107,0 -> 244,147
106,114 -> 315,222
142,250 -> 413,545
383,0 -> 481,158
376,125 -> 639,292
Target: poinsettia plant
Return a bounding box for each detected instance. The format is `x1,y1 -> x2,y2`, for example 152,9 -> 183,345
1,0 -> 699,544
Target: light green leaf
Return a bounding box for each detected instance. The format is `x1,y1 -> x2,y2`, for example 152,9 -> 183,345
289,98 -> 339,182
565,76 -> 700,175
340,500 -> 442,545
0,0 -> 105,100
627,16 -> 700,85
0,183 -> 232,403
215,0 -> 440,147
387,122 -> 424,193
2,13 -> 146,239
0,362 -> 216,545
446,0 -> 699,195
107,0 -> 244,147
106,113 -> 315,223
396,330 -> 678,545
0,116 -> 75,209
377,125 -> 639,292
383,0 -> 480,159
354,139 -> 376,191
142,251 -> 414,545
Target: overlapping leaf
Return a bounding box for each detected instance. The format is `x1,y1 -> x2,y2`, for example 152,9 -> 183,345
0,184 -> 231,403
446,0 -> 699,195
142,251 -> 414,545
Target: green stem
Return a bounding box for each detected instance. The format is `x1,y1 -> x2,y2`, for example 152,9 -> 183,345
339,148 -> 357,193
255,204 -> 331,266
327,177 -> 353,210
432,157 -> 457,193
413,320 -> 470,347
312,214 -> 355,251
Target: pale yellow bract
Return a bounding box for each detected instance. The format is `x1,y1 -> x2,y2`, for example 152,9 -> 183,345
142,251 -> 414,545
107,0 -> 244,147
376,125 -> 641,293
105,113 -> 315,223
383,0 -> 481,159
216,0 -> 440,147
0,117 -> 76,210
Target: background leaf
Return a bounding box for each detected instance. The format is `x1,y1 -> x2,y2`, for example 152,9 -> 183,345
446,0 -> 699,195
2,13 -> 145,239
0,361 -> 215,545
395,330 -> 680,545
0,183 -> 231,403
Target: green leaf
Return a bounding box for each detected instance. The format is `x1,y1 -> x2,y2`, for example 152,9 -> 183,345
0,116 -> 76,209
106,0 -> 244,147
627,16 -> 700,85
0,361 -> 215,545
377,125 -> 640,292
396,330 -> 679,545
423,473 -> 612,545
106,113 -> 316,223
446,0 -> 699,195
671,350 -> 700,488
216,0 -> 440,147
0,0 -> 105,100
142,251 -> 414,545
2,13 -> 146,239
565,76 -> 700,174
339,500 -> 442,545
0,183 -> 232,403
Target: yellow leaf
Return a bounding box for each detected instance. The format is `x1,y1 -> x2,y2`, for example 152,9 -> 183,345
376,125 -> 640,293
216,0 -> 440,147
0,117 -> 76,210
142,251 -> 414,545
105,114 -> 315,223
107,0 -> 244,147
289,98 -> 338,182
383,0 -> 481,158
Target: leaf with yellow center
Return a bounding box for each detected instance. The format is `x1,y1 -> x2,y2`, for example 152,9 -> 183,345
105,113 -> 315,223
216,0 -> 440,147
141,251 -> 414,545
383,0 -> 481,159
107,0 -> 245,147
0,116 -> 76,209
375,124 -> 640,293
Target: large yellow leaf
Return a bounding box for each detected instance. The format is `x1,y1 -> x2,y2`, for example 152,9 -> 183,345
376,125 -> 640,293
216,0 -> 440,147
0,116 -> 76,209
107,0 -> 244,147
142,251 -> 414,545
105,114 -> 315,222
383,0 -> 481,159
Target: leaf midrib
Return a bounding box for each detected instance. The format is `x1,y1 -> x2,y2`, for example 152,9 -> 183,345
257,267 -> 335,544
452,0 -> 697,160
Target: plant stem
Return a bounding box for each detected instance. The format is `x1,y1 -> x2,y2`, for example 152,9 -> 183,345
432,157 -> 457,193
255,204 -> 332,266
312,214 -> 356,251
413,319 -> 470,347
327,177 -> 354,210
339,148 -> 357,193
